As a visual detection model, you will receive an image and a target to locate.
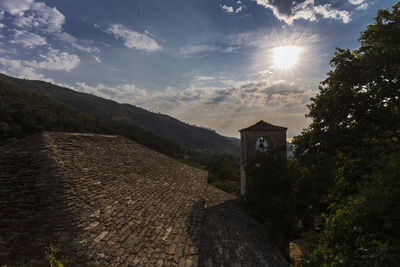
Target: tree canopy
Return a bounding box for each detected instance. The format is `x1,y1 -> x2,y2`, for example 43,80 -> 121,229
292,2 -> 400,265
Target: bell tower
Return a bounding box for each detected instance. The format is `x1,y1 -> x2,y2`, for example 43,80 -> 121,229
239,120 -> 287,195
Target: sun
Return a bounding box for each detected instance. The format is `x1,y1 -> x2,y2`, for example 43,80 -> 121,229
273,46 -> 302,69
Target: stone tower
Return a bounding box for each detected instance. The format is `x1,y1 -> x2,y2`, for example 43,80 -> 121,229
239,120 -> 287,195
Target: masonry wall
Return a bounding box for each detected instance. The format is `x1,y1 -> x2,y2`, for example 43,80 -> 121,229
240,129 -> 287,195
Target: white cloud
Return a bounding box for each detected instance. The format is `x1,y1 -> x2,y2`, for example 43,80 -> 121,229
177,44 -> 217,57
220,4 -> 244,14
26,48 -> 80,71
75,79 -> 310,115
107,24 -> 161,51
0,58 -> 43,79
10,30 -> 46,48
54,32 -> 100,53
14,1 -> 65,33
73,79 -> 312,136
195,76 -> 214,81
0,48 -> 80,79
348,0 -> 368,10
93,56 -> 101,62
221,5 -> 234,13
2,0 -> 99,54
0,42 -> 16,54
313,4 -> 351,23
236,6 -> 244,13
348,0 -> 365,5
76,82 -> 148,104
255,0 -> 351,24
0,23 -> 5,29
356,3 -> 368,10
0,0 -> 33,15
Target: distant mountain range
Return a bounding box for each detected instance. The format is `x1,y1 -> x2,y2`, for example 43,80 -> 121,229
0,73 -> 240,155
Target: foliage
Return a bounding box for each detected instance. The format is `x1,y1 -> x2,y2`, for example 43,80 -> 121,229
0,73 -> 239,155
0,80 -> 98,143
245,150 -> 298,247
291,2 -> 400,265
205,155 -> 240,193
45,243 -> 67,267
207,155 -> 239,181
303,152 -> 400,266
0,80 -> 185,158
293,2 -> 400,215
210,180 -> 237,194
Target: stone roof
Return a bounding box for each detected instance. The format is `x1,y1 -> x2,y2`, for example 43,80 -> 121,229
0,132 -> 287,266
239,120 -> 287,132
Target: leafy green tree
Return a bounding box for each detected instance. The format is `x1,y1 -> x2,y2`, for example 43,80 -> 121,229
293,1 -> 400,218
304,151 -> 400,266
292,2 -> 400,265
207,155 -> 239,182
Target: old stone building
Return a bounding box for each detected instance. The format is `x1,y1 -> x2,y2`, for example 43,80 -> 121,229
0,132 -> 287,266
239,120 -> 287,195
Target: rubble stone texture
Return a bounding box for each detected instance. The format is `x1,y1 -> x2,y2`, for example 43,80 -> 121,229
0,132 -> 287,266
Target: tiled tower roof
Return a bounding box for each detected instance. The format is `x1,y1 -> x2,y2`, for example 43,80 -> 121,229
239,120 -> 287,132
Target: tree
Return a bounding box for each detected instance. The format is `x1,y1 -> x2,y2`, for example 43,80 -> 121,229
291,2 -> 400,265
293,1 -> 400,213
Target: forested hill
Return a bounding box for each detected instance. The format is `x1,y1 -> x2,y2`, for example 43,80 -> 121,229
0,73 -> 239,155
0,79 -> 186,159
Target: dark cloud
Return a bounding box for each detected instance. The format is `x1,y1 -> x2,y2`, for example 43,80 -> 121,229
268,0 -> 294,16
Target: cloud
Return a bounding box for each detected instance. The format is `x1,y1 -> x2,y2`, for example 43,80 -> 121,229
228,28 -> 320,52
107,24 -> 161,51
195,76 -> 215,81
73,79 -> 311,136
93,56 -> 101,63
0,0 -> 33,15
26,48 -> 80,71
54,32 -> 100,53
356,3 -> 368,10
13,1 -> 65,33
235,6 -> 244,13
348,0 -> 365,4
177,44 -> 217,57
10,30 -> 46,48
220,4 -> 245,14
0,58 -> 43,79
255,0 -> 351,24
0,48 -> 80,79
75,79 -> 310,114
221,5 -> 234,13
2,0 -> 99,54
348,0 -> 368,10
76,82 -> 148,104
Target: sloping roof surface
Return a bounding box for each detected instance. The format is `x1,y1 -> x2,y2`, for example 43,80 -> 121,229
0,132 -> 287,266
0,132 -> 206,266
239,120 -> 287,132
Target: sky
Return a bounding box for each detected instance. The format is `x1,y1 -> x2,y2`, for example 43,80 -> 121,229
0,0 -> 396,138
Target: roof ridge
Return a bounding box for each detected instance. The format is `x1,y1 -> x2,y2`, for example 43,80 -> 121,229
239,120 -> 287,132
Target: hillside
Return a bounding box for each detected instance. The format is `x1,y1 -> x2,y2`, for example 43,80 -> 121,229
0,79 -> 185,158
0,73 -> 239,155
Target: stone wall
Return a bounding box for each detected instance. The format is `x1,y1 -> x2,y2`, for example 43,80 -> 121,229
240,130 -> 287,164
